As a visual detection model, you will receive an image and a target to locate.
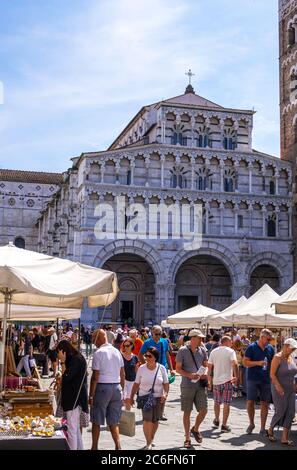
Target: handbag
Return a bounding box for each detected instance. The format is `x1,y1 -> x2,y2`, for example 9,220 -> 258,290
187,346 -> 208,388
136,365 -> 160,411
119,410 -> 135,437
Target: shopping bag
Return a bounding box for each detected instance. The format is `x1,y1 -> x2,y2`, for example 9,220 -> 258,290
119,410 -> 135,437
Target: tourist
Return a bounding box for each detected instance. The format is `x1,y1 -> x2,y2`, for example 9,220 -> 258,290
175,329 -> 208,448
56,340 -> 88,450
207,336 -> 238,432
114,329 -> 125,351
267,338 -> 297,445
161,332 -> 173,353
83,326 -> 93,358
89,329 -> 125,450
139,325 -> 175,421
46,326 -> 58,378
243,328 -> 275,435
16,330 -> 33,378
128,329 -> 143,357
233,340 -> 244,393
205,333 -> 221,357
121,339 -> 139,411
106,325 -> 116,344
129,347 -> 169,450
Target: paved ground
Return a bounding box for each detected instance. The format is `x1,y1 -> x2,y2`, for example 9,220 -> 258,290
79,374 -> 297,451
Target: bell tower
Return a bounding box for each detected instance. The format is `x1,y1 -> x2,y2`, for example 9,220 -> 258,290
279,0 -> 297,162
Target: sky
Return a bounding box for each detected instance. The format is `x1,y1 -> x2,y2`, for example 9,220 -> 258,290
0,0 -> 280,173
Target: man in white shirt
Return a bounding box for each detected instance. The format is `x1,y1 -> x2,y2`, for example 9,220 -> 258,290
207,336 -> 238,433
89,329 -> 125,450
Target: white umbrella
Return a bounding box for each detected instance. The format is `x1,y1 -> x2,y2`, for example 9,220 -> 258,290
0,242 -> 118,389
0,304 -> 81,321
274,283 -> 297,315
165,304 -> 220,327
207,295 -> 248,327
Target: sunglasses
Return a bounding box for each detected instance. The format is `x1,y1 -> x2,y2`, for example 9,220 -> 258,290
123,344 -> 132,348
144,354 -> 153,359
154,333 -> 161,336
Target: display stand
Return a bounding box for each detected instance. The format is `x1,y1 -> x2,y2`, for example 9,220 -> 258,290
4,346 -> 17,375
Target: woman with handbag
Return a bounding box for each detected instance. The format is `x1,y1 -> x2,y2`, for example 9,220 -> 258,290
129,347 -> 169,450
56,340 -> 89,450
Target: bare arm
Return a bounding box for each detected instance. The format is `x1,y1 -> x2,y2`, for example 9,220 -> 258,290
129,382 -> 140,406
176,361 -> 200,381
270,356 -> 284,396
232,360 -> 239,383
243,357 -> 264,368
166,350 -> 175,374
89,370 -> 99,405
120,367 -> 125,389
138,352 -> 145,365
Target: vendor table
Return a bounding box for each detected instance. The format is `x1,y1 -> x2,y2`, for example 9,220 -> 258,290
0,431 -> 69,450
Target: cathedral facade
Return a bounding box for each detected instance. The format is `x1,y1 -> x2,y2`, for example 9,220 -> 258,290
0,5 -> 295,326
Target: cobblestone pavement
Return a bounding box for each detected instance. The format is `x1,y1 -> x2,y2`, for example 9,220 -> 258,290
80,374 -> 297,451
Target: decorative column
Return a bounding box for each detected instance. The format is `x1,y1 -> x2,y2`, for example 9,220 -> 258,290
219,202 -> 224,235
130,158 -> 135,186
191,157 -> 195,190
275,170 -> 279,195
167,283 -> 176,316
234,161 -> 239,192
115,162 -> 120,185
261,164 -> 266,194
248,121 -> 253,149
289,206 -> 293,238
145,155 -> 150,187
262,206 -> 267,237
248,203 -> 253,236
248,162 -> 253,194
220,121 -> 225,149
205,201 -> 210,234
191,117 -> 196,148
275,207 -> 280,238
234,203 -> 239,235
220,160 -> 225,192
100,162 -> 105,184
161,154 -> 165,188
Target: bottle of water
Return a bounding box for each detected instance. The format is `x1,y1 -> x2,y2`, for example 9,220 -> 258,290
263,357 -> 268,371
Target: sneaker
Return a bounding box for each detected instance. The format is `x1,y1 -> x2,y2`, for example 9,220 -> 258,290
221,425 -> 231,433
246,424 -> 255,434
144,444 -> 152,450
213,419 -> 220,428
159,416 -> 168,421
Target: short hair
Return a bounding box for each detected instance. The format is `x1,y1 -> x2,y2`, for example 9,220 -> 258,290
146,346 -> 159,362
212,333 -> 221,343
260,328 -> 272,339
152,325 -> 162,333
221,336 -> 232,345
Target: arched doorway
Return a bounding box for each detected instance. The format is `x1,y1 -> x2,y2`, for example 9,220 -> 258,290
102,254 -> 155,326
250,265 -> 280,295
175,255 -> 232,311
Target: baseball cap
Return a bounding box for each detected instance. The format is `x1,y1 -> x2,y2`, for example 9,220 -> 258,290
284,338 -> 297,349
188,329 -> 206,338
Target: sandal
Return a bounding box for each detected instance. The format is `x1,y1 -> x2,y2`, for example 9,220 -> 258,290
281,440 -> 294,446
183,439 -> 192,449
266,430 -> 277,442
191,427 -> 203,443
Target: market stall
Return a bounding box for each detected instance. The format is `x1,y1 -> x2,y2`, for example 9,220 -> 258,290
0,242 -> 118,449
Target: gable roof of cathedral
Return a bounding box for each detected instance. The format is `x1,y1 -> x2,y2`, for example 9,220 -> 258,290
0,169 -> 63,185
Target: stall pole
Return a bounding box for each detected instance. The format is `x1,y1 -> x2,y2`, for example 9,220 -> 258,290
78,317 -> 81,353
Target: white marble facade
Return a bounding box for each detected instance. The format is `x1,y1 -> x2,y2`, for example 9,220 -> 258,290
0,87 -> 294,326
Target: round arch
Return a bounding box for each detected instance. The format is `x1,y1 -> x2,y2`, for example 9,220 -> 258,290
245,252 -> 292,293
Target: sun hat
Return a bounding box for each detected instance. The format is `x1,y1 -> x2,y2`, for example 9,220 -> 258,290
188,329 -> 206,338
284,338 -> 297,349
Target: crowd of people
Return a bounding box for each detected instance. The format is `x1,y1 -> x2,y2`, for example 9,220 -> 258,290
8,322 -> 297,450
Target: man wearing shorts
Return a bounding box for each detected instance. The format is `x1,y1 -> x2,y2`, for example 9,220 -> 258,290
176,330 -> 208,447
243,329 -> 275,435
89,329 -> 125,450
207,336 -> 238,432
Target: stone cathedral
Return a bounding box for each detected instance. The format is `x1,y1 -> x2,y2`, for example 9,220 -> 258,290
0,6 -> 295,325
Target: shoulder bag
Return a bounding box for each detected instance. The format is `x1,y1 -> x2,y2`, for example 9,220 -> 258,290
136,365 -> 160,411
187,346 -> 208,388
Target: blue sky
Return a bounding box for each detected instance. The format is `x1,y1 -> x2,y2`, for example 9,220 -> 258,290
0,0 -> 279,172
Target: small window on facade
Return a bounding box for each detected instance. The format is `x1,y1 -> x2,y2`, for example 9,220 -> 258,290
267,219 -> 276,238
238,215 -> 244,229
269,180 -> 275,195
127,170 -> 131,186
223,137 -> 236,150
289,26 -> 295,46
224,178 -> 234,192
262,177 -> 266,192
15,237 -> 25,249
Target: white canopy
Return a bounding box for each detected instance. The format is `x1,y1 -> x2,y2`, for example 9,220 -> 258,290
0,243 -> 118,308
165,304 -> 220,326
222,296 -> 247,314
0,304 -> 80,321
274,283 -> 297,315
208,284 -> 297,328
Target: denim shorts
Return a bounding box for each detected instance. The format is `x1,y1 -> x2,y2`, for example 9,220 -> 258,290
90,383 -> 122,426
246,381 -> 271,402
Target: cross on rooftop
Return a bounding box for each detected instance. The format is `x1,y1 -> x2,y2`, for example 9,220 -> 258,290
185,69 -> 195,85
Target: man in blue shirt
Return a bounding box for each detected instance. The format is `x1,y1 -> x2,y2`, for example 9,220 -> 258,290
139,325 -> 175,373
244,329 -> 275,435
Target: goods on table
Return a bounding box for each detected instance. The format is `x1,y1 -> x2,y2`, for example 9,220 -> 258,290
1,389 -> 54,417
0,415 -> 62,437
